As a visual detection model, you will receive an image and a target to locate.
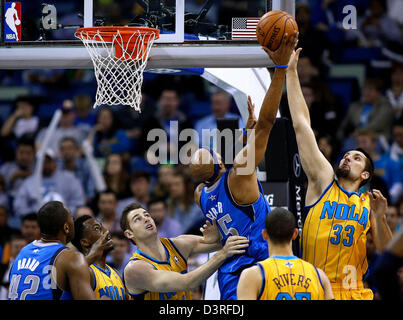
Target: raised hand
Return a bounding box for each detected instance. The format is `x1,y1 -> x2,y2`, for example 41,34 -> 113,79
85,230 -> 114,265
262,31 -> 299,67
246,95 -> 257,130
369,189 -> 388,218
199,219 -> 220,244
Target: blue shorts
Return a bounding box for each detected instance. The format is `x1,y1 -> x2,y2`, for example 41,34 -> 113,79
217,271 -> 240,300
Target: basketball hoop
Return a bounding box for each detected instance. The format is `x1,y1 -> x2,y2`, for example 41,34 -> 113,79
75,26 -> 160,111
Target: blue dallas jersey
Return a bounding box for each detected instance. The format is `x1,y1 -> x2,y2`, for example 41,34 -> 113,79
199,169 -> 270,273
8,240 -> 71,300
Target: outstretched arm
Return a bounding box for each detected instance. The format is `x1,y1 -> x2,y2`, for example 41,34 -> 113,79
230,32 -> 299,205
285,48 -> 334,204
124,236 -> 249,293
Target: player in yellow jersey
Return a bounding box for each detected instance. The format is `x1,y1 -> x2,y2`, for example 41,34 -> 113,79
120,203 -> 249,300
285,48 -> 393,300
237,207 -> 334,300
72,215 -> 129,300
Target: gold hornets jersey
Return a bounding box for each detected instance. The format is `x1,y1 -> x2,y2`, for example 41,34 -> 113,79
258,256 -> 325,300
128,238 -> 191,300
301,180 -> 372,299
89,264 -> 127,300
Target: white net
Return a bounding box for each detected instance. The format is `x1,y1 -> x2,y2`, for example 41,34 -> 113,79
75,27 -> 158,111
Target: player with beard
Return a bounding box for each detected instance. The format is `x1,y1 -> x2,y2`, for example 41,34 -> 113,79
8,201 -> 96,300
285,48 -> 393,300
72,215 -> 129,300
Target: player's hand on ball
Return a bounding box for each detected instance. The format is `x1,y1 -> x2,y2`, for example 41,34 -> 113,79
262,31 -> 299,67
199,219 -> 220,244
222,236 -> 249,258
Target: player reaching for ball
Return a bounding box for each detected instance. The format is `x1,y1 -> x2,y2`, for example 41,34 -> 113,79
189,31 -> 299,300
286,48 -> 393,300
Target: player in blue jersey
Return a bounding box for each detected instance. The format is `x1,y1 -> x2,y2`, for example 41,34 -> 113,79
189,32 -> 299,300
8,201 -> 96,300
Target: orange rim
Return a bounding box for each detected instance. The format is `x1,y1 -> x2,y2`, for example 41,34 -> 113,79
76,26 -> 160,42
76,26 -> 160,60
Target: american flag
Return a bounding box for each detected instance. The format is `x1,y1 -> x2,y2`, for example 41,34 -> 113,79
231,17 -> 259,39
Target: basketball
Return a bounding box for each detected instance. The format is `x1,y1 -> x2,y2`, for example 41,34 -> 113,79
15,19 -> 20,26
256,10 -> 298,51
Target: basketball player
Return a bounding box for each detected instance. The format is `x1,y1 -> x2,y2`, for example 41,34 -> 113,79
189,31 -> 299,300
285,48 -> 393,300
8,201 -> 96,300
237,208 -> 334,300
121,203 -> 249,300
72,215 -> 128,300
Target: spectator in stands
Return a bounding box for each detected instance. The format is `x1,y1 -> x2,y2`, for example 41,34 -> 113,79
337,78 -> 395,143
22,69 -> 66,96
137,88 -> 194,157
295,2 -> 328,70
0,206 -> 18,262
148,197 -> 184,239
13,149 -> 85,217
0,233 -> 27,300
1,96 -> 39,139
96,190 -> 120,233
117,171 -> 151,216
388,117 -> 403,173
297,55 -> 320,85
151,164 -> 175,199
35,99 -> 88,154
166,167 -> 204,234
360,0 -> 402,48
386,205 -> 400,235
385,63 -> 403,119
356,128 -> 403,203
73,94 -> 96,137
103,153 -> 131,200
106,231 -> 132,275
75,205 -> 95,219
19,213 -> 40,243
317,134 -> 340,169
58,136 -> 96,201
89,107 -> 131,158
0,137 -> 35,205
194,90 -> 243,148
0,176 -> 8,212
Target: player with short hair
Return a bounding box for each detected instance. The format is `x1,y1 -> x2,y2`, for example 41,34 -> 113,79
8,201 -> 96,300
285,48 -> 393,300
71,215 -> 128,300
120,202 -> 249,300
237,208 -> 334,300
189,32 -> 299,300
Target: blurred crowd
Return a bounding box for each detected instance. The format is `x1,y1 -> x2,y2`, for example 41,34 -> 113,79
1,0 -> 403,299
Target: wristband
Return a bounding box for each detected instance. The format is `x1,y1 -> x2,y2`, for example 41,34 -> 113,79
242,128 -> 248,137
274,64 -> 288,68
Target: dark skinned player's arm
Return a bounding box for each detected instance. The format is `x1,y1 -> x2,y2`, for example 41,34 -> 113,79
230,32 -> 299,205
56,250 -> 97,300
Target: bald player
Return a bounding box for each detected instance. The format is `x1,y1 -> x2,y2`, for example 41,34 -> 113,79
189,32 -> 299,300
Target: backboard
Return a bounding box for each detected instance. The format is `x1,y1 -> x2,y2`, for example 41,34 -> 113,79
0,0 -> 296,69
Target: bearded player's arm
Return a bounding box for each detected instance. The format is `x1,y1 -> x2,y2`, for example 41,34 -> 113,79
230,32 -> 299,205
285,48 -> 334,203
